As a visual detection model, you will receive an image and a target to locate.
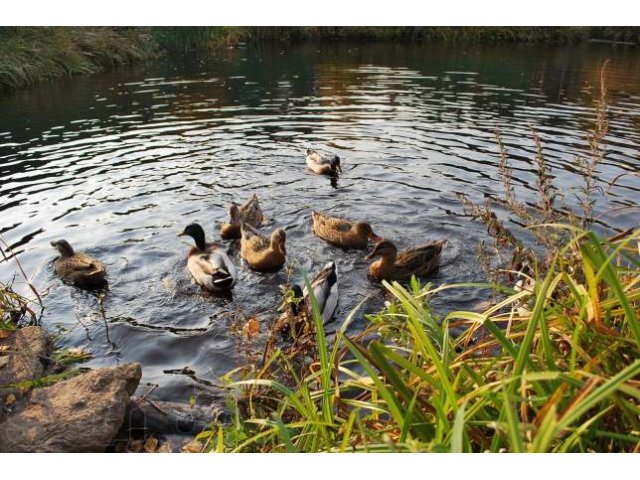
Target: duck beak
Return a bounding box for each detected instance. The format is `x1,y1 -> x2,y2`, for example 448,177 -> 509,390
369,234 -> 382,243
178,231 -> 186,237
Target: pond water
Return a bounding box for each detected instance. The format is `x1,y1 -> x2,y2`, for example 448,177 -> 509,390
1,42 -> 639,404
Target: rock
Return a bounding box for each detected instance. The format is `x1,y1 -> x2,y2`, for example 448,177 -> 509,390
124,397 -> 225,436
0,326 -> 50,392
0,363 -> 141,452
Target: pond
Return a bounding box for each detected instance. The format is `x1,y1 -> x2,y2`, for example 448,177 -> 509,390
1,42 -> 639,404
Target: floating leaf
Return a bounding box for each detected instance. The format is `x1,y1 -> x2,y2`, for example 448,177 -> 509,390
143,436 -> 159,452
243,317 -> 260,339
182,439 -> 203,453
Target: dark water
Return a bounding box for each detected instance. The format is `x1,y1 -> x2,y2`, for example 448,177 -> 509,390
1,43 -> 639,404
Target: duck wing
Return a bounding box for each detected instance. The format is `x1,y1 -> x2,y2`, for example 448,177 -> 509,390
397,240 -> 446,274
303,261 -> 338,325
312,210 -> 352,234
190,249 -> 236,290
69,253 -> 105,273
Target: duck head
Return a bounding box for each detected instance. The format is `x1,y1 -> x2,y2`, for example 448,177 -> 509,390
364,239 -> 398,261
353,222 -> 381,243
51,239 -> 75,258
330,155 -> 342,174
179,223 -> 207,251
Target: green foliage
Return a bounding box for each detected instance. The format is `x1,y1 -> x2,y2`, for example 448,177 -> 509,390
0,281 -> 33,330
0,27 -> 155,91
198,232 -> 639,452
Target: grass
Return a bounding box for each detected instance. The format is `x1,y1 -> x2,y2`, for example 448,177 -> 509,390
186,63 -> 639,453
0,27 -> 155,91
195,232 -> 639,452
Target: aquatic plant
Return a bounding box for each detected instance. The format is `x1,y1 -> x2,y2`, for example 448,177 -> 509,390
195,229 -> 640,452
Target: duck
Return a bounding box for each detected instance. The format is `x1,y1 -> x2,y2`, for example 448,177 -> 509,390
274,261 -> 339,335
305,149 -> 342,176
240,222 -> 287,272
365,238 -> 447,281
219,194 -> 264,240
311,210 -> 380,249
50,240 -> 107,289
179,223 -> 236,291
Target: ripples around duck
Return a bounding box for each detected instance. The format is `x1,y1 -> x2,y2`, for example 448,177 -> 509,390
1,42 -> 639,403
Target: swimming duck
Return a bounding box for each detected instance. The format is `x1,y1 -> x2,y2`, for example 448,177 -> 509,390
240,222 -> 287,272
305,149 -> 342,176
365,238 -> 447,281
219,194 -> 264,240
274,261 -> 339,335
50,240 -> 107,289
311,210 -> 380,249
179,223 -> 236,291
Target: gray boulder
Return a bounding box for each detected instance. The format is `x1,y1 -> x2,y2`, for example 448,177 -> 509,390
0,363 -> 141,452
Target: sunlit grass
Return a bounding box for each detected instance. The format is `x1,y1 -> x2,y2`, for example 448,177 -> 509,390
193,227 -> 639,452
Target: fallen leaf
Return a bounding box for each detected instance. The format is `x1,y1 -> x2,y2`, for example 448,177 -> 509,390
182,440 -> 203,453
5,394 -> 16,406
0,357 -> 9,369
127,439 -> 144,453
157,441 -> 173,453
243,317 -> 260,339
0,330 -> 11,339
143,436 -> 159,453
0,345 -> 9,353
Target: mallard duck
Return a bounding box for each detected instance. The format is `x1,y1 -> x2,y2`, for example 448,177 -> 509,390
305,149 -> 341,176
311,210 -> 380,249
50,240 -> 107,289
365,238 -> 446,281
179,223 -> 236,291
274,261 -> 339,335
240,222 -> 286,272
219,194 -> 264,240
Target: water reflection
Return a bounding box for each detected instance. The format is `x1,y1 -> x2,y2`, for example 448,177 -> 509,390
0,42 -> 639,404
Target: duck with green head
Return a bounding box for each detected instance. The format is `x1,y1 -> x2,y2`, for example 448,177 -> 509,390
179,223 -> 236,291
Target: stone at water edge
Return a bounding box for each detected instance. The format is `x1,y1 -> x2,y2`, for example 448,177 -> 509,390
0,362 -> 142,452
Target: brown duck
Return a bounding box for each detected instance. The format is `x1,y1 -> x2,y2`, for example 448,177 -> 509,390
51,240 -> 107,289
311,210 -> 380,249
365,238 -> 446,281
219,194 -> 264,240
305,149 -> 341,176
240,222 -> 287,272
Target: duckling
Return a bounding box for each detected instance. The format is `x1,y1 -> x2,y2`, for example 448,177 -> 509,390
50,240 -> 107,289
219,194 -> 264,240
240,222 -> 286,272
365,238 -> 446,281
179,223 -> 236,291
305,149 -> 342,176
311,210 -> 380,249
274,261 -> 339,335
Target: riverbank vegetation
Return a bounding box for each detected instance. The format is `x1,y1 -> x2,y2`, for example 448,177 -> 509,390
0,27 -> 155,91
1,26 -> 639,91
187,65 -> 640,453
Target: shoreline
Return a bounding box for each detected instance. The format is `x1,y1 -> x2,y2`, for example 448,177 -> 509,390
1,26 -> 638,93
